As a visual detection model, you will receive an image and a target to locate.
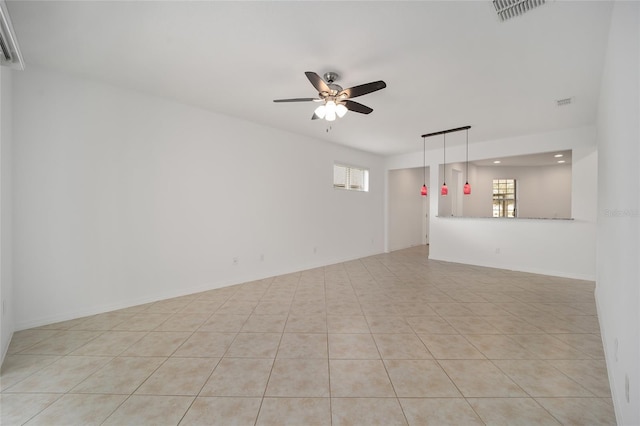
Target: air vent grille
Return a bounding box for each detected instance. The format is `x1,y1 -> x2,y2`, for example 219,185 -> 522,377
0,2 -> 24,69
493,0 -> 546,22
0,27 -> 11,61
556,97 -> 572,107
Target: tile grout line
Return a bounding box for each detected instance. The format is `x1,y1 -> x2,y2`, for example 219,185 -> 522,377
103,286 -> 239,425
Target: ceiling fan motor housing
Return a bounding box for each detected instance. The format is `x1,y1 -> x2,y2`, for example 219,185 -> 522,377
323,71 -> 340,83
323,72 -> 343,94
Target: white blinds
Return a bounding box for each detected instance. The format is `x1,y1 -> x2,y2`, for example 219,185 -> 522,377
334,164 -> 368,192
334,164 -> 348,189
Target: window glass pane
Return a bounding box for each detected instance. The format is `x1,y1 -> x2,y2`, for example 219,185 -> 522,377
492,178 -> 516,217
334,164 -> 369,192
350,168 -> 363,190
333,165 -> 347,189
493,202 -> 501,218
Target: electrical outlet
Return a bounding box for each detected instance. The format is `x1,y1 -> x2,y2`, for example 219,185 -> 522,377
260,254 -> 264,262
313,246 -> 317,254
495,248 -> 501,254
232,257 -> 239,266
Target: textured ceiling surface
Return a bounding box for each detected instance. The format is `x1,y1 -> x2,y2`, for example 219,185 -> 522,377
6,1 -> 613,155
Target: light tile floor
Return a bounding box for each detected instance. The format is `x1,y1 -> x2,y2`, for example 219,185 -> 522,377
0,246 -> 616,425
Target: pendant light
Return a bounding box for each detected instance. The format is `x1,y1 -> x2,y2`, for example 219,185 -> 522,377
441,132 -> 448,196
420,126 -> 471,197
421,136 -> 428,196
463,127 -> 471,195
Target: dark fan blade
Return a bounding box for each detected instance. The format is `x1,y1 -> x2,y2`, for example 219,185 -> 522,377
339,80 -> 386,99
343,100 -> 373,114
305,71 -> 331,94
273,98 -> 318,103
311,113 -> 320,120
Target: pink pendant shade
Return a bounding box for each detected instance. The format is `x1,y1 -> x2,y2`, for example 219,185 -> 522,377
421,184 -> 428,196
463,182 -> 471,195
441,183 -> 448,196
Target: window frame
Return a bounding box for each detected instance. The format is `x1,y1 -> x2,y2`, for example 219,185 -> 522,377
492,178 -> 517,218
333,163 -> 369,192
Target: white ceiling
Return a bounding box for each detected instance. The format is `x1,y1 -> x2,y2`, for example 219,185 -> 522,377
6,1 -> 613,156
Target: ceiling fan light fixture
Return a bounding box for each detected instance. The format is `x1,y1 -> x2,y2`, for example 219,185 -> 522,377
325,101 -> 337,121
314,104 -> 326,119
336,103 -> 348,118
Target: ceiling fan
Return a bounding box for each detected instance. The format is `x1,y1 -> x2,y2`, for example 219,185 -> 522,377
273,71 -> 386,121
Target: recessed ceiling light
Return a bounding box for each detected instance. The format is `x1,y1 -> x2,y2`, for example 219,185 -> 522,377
493,160 -> 501,164
557,160 -> 566,164
554,154 -> 563,158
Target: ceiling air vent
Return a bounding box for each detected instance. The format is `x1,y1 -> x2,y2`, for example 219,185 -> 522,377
556,97 -> 572,107
0,1 -> 24,69
493,0 -> 546,22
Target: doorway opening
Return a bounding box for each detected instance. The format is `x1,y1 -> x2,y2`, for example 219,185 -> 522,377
387,167 -> 429,252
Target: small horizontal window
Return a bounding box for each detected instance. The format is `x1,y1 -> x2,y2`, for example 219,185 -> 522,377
334,164 -> 369,192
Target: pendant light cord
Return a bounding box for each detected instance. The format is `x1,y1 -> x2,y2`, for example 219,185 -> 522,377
423,137 -> 426,184
442,133 -> 446,185
465,128 -> 469,183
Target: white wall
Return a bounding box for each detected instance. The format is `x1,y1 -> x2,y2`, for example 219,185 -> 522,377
387,167 -> 428,251
595,2 -> 640,424
459,162 -> 481,217
438,161 -> 572,219
0,66 -> 13,361
466,164 -> 572,219
387,126 -> 597,280
12,66 -> 385,330
437,161 -> 466,217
